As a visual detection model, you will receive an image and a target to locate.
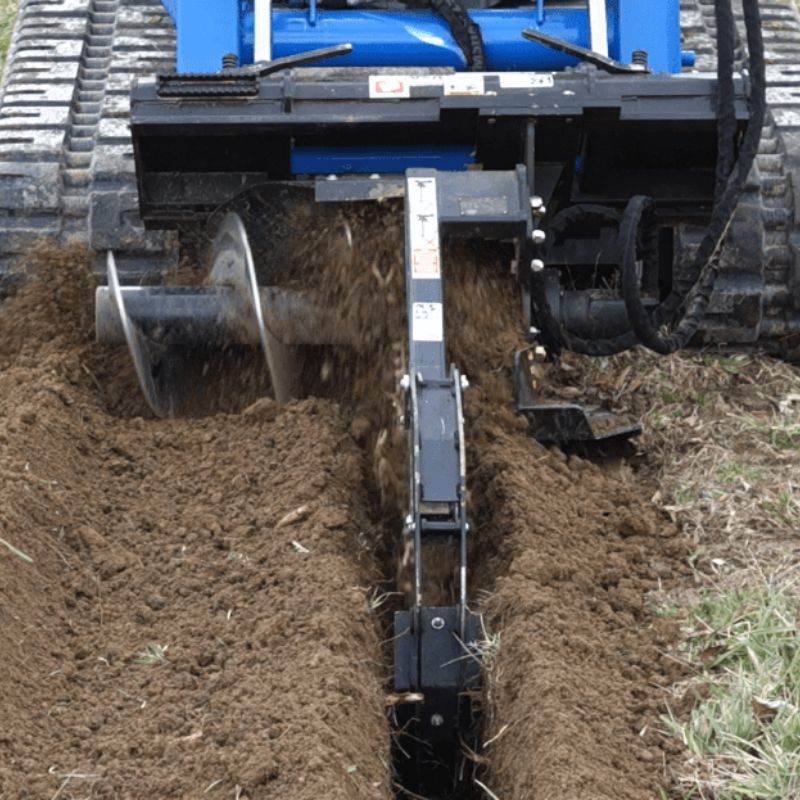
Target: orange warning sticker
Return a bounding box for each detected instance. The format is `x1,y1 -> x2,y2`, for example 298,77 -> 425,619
412,248 -> 441,278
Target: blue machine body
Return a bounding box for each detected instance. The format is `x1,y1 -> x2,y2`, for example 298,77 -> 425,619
161,0 -> 688,74
159,0 -> 692,174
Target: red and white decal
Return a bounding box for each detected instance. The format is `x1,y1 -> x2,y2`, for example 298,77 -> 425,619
407,176 -> 441,279
368,76 -> 411,98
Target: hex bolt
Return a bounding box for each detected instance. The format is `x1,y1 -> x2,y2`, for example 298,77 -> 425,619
531,229 -> 546,245
400,374 -> 410,391
531,258 -> 545,273
431,616 -> 446,630
530,195 -> 544,211
430,714 -> 445,727
460,374 -> 470,391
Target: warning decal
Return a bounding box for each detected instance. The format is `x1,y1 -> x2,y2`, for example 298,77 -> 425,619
368,76 -> 410,99
412,302 -> 444,342
407,176 -> 441,279
368,72 -> 555,99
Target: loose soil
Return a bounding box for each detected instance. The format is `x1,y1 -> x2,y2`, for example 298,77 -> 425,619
0,249 -> 391,800
445,252 -> 692,799
1,236 -> 691,800
469,414 -> 689,799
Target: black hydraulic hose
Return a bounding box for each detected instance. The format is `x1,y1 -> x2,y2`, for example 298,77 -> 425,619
531,204 -> 639,356
529,0 -> 765,357
713,0 -> 738,203
429,0 -> 486,70
621,0 -> 765,355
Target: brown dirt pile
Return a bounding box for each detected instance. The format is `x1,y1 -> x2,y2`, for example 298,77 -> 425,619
468,407 -> 689,799
0,250 -> 392,800
436,245 -> 691,799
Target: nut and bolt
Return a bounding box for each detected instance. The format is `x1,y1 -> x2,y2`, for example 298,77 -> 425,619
460,374 -> 470,391
400,374 -> 411,391
430,714 -> 445,727
530,195 -> 544,211
531,229 -> 546,245
431,616 -> 446,630
531,258 -> 545,273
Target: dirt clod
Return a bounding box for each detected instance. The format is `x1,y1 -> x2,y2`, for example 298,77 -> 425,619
0,249 -> 391,800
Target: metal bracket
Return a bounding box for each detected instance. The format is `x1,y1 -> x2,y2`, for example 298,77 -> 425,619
513,349 -> 642,444
522,28 -> 649,74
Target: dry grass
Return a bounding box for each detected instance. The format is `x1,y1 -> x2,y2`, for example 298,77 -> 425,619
544,348 -> 800,797
552,350 -> 800,582
0,0 -> 16,72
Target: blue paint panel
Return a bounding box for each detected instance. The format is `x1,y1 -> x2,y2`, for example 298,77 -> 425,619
291,146 -> 475,175
269,9 -> 589,71
166,0 -> 683,75
170,0 -> 240,72
609,0 -> 681,73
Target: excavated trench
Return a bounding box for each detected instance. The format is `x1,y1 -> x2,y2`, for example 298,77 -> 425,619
0,236 -> 689,800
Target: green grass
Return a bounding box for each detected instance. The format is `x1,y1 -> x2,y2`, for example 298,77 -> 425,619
663,581 -> 800,799
0,0 -> 16,70
133,643 -> 169,666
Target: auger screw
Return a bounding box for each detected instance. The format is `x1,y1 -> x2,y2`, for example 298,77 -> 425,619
431,616 -> 446,630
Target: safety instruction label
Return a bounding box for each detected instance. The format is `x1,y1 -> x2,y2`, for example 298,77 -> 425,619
442,74 -> 485,96
412,302 -> 444,342
407,175 -> 441,279
368,72 -> 554,99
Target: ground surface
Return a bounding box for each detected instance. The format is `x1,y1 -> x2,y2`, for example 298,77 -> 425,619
1,3 -> 799,798
0,244 -> 705,800
0,251 -> 391,800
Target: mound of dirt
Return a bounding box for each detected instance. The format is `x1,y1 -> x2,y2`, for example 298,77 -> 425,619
0,231 -> 694,800
0,251 -> 391,800
469,408 -> 689,800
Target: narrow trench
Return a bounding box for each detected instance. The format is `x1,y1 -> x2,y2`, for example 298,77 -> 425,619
329,237 -> 526,800
12,230 -> 684,800
366,494 -> 488,800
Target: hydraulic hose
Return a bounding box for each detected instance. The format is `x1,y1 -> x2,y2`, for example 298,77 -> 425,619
620,0 -> 765,354
531,0 -> 766,356
429,0 -> 486,70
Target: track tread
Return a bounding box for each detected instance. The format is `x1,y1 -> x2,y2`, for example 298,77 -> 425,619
0,0 -> 176,280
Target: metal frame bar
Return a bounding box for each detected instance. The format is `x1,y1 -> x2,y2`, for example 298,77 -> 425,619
254,0 -> 272,62
587,0 -> 609,56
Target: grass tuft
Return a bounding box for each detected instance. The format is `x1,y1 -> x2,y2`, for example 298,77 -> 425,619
134,643 -> 169,666
662,578 -> 800,799
1,0 -> 16,71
